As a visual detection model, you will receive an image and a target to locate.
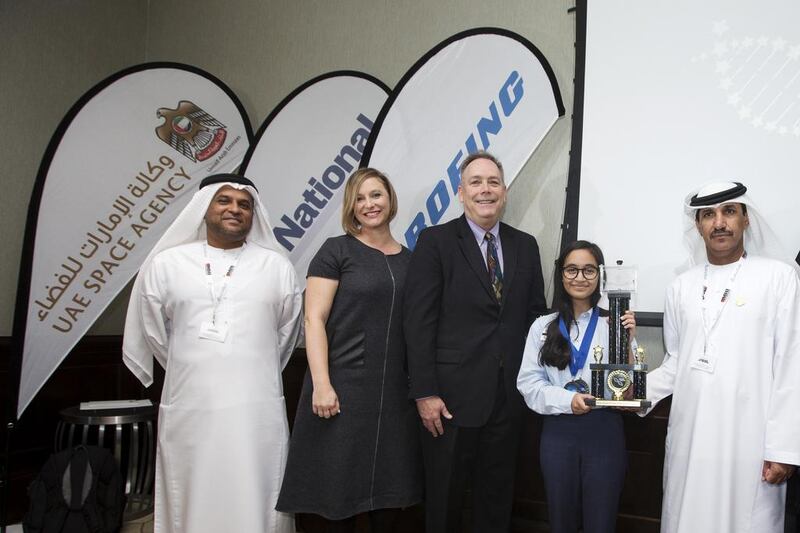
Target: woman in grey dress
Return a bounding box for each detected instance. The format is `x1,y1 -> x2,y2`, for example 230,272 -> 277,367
277,168 -> 422,532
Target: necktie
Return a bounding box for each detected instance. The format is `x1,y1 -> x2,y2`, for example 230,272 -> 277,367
485,232 -> 503,302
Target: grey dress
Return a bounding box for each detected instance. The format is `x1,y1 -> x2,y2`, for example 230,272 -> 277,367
277,235 -> 422,519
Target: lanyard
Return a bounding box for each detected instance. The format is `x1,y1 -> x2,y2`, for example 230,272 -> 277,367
700,252 -> 745,355
203,243 -> 245,324
559,307 -> 599,378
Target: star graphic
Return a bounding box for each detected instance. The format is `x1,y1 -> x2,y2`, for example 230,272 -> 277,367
772,38 -> 787,51
757,36 -> 769,47
742,37 -> 754,49
779,126 -> 788,135
713,42 -> 729,57
730,39 -> 740,50
751,115 -> 764,127
721,79 -> 734,91
788,45 -> 800,60
765,121 -> 777,131
793,126 -> 800,136
738,106 -> 752,119
715,60 -> 731,74
712,20 -> 729,36
727,92 -> 741,105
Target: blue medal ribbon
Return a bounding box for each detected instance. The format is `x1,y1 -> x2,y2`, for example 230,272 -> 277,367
558,307 -> 599,378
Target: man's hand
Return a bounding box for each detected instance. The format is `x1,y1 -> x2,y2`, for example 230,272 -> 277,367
416,396 -> 453,437
571,393 -> 594,415
762,460 -> 796,484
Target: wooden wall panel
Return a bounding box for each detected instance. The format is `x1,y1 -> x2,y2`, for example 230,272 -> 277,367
2,336 -> 672,530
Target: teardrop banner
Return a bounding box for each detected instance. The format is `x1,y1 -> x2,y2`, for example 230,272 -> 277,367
362,27 -> 565,249
13,63 -> 252,417
240,71 -> 389,284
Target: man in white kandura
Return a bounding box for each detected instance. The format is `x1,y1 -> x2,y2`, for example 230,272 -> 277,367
123,174 -> 302,533
645,181 -> 800,533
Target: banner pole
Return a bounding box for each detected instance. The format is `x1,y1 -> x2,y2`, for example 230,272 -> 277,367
0,420 -> 14,532
2,212 -> 34,532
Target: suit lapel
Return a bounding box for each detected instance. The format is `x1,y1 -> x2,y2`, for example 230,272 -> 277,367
457,216 -> 497,304
499,223 -> 517,308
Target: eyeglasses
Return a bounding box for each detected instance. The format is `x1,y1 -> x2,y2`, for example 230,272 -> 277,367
562,266 -> 599,280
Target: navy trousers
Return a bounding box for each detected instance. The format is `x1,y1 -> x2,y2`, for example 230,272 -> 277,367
421,370 -> 521,533
540,409 -> 627,533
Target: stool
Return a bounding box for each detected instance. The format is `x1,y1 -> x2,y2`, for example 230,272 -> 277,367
56,404 -> 157,520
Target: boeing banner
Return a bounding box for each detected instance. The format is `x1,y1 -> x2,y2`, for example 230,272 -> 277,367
362,28 -> 565,249
14,63 -> 252,416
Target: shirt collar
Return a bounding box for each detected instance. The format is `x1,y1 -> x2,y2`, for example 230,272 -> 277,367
465,217 -> 500,245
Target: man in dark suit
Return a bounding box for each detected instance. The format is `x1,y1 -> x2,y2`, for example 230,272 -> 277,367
404,151 -> 546,532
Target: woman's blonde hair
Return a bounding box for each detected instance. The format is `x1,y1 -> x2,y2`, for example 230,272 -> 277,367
341,168 -> 398,235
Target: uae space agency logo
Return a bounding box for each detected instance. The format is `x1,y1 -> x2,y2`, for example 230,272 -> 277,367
155,100 -> 228,161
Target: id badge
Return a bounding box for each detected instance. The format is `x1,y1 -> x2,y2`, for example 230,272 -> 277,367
199,321 -> 229,343
690,354 -> 716,373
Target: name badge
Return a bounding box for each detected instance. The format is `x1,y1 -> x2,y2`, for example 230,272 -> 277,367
199,321 -> 229,343
690,354 -> 716,373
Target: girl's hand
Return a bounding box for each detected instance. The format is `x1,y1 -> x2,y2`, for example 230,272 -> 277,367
571,393 -> 594,415
621,310 -> 636,340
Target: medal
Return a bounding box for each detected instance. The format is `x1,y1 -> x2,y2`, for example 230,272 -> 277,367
564,379 -> 590,394
559,307 -> 600,391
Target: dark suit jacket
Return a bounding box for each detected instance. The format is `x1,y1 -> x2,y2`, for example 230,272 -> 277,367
404,215 -> 546,428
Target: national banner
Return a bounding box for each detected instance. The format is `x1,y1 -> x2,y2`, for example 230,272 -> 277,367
240,71 -> 389,283
14,63 -> 252,416
362,28 -> 565,249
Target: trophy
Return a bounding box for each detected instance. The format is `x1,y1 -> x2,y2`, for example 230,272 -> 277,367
586,261 -> 651,409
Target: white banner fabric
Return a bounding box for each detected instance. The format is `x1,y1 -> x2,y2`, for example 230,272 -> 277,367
240,73 -> 388,284
19,65 -> 250,416
363,29 -> 564,249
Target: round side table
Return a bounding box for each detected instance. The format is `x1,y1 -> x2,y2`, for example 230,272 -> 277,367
56,404 -> 157,520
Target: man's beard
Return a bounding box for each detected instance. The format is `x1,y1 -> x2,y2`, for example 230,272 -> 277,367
208,220 -> 251,243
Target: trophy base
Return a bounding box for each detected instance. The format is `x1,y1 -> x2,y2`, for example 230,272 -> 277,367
585,398 -> 652,409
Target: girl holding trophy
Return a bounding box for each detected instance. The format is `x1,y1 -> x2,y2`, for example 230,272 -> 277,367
517,240 -> 636,533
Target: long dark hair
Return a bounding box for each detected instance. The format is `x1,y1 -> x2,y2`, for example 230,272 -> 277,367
540,240 -> 605,369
